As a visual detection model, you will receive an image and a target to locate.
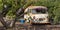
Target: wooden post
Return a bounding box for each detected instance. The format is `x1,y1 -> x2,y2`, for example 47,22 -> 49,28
34,26 -> 35,30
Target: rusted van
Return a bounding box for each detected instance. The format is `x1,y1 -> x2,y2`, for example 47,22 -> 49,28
24,6 -> 50,24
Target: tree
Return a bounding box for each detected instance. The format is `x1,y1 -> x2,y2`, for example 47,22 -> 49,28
0,0 -> 33,28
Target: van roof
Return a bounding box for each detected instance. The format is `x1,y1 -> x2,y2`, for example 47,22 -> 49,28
27,6 -> 47,10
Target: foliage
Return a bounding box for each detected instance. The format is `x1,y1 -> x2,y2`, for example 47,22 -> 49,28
0,0 -> 3,11
0,0 -> 60,24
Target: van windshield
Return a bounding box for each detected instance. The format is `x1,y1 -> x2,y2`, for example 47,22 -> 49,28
31,8 -> 47,14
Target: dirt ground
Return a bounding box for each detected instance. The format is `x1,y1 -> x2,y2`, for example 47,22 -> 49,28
0,21 -> 60,30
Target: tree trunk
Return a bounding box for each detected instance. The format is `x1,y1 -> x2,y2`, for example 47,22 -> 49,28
12,0 -> 33,27
0,13 -> 8,28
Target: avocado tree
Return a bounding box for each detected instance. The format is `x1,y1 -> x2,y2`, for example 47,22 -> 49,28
0,0 -> 12,28
0,0 -> 33,28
